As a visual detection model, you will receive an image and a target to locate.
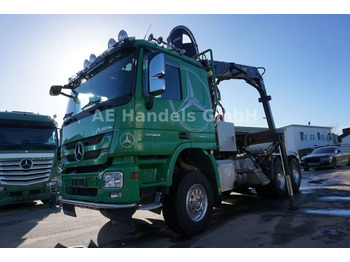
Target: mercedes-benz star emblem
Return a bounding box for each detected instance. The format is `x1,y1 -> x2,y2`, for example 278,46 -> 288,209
20,159 -> 33,169
74,142 -> 84,161
120,133 -> 135,148
169,69 -> 210,132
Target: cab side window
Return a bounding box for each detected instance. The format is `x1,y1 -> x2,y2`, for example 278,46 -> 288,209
161,63 -> 181,100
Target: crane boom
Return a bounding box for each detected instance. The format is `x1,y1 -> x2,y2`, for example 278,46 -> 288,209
213,61 -> 276,130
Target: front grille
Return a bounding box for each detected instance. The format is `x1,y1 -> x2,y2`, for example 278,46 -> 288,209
305,157 -> 320,163
63,132 -> 112,163
66,187 -> 98,197
64,132 -> 112,150
0,159 -> 52,186
65,149 -> 108,163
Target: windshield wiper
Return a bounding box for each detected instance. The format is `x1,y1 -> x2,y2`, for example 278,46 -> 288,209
81,98 -> 102,111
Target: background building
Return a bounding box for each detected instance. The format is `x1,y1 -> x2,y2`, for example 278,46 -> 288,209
280,124 -> 336,156
339,127 -> 350,146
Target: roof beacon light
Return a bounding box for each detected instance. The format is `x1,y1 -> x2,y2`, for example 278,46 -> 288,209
89,54 -> 97,64
108,38 -> 117,49
118,30 -> 128,42
83,59 -> 90,69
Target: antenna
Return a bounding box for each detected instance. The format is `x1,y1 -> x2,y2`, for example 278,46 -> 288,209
144,24 -> 152,40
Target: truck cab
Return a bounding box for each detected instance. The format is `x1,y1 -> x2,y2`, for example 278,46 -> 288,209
0,111 -> 59,206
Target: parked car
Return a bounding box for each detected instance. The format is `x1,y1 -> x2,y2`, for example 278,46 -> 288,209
301,146 -> 350,171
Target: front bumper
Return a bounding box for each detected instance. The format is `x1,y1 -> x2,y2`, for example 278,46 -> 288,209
58,197 -> 137,210
0,183 -> 55,206
59,196 -> 137,231
301,160 -> 331,168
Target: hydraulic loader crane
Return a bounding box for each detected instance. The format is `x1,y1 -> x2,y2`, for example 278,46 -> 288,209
213,60 -> 298,209
168,26 -> 298,209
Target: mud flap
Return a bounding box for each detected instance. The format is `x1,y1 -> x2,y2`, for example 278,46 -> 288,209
108,208 -> 135,232
62,203 -> 77,217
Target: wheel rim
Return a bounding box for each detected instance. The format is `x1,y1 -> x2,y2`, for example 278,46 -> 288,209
186,184 -> 208,222
292,166 -> 300,184
276,168 -> 286,190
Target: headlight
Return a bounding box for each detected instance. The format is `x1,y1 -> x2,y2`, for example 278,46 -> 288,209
103,172 -> 123,189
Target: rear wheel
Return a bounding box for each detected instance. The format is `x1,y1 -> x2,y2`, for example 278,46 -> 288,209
290,158 -> 302,193
271,159 -> 287,197
163,171 -> 213,236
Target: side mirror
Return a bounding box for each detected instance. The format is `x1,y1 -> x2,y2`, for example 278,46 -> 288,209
146,53 -> 166,110
49,85 -> 62,96
149,53 -> 166,95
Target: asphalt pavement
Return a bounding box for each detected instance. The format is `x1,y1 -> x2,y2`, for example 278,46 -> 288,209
1,166 -> 350,248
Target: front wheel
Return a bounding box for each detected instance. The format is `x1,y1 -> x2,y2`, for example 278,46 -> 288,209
163,171 -> 214,236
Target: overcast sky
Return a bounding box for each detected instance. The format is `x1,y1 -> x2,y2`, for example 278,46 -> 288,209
0,12 -> 349,133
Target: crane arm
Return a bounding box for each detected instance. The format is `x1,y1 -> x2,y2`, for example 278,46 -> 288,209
213,61 -> 276,130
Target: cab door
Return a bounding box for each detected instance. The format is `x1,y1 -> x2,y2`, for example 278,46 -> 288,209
134,51 -> 190,156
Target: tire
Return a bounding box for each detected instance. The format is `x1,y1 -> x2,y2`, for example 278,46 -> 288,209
347,156 -> 350,166
331,158 -> 337,169
162,171 -> 213,236
271,159 -> 287,197
289,158 -> 302,193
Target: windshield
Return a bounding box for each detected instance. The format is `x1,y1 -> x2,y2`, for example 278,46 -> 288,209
66,49 -> 135,116
0,127 -> 58,150
312,147 -> 336,154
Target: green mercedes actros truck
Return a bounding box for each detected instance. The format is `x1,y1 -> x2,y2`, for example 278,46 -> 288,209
0,111 -> 59,206
50,26 -> 301,236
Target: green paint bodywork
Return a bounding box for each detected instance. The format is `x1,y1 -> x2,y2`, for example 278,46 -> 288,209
58,39 -> 221,206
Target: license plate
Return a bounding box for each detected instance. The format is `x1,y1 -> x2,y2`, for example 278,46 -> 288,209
62,203 -> 77,217
71,178 -> 86,187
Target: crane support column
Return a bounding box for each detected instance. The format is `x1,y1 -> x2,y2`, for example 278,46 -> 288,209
213,60 -> 297,209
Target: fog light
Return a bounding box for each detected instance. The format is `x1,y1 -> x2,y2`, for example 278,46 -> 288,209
103,172 -> 123,189
110,192 -> 122,199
